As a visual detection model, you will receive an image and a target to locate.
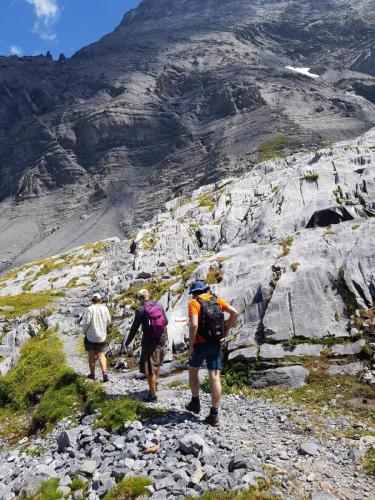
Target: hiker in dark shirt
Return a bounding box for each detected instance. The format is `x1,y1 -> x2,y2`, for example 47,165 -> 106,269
124,289 -> 168,402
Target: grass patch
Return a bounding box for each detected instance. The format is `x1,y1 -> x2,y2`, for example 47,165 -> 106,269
27,477 -> 61,500
256,135 -> 292,163
104,476 -> 152,500
96,398 -> 164,431
202,363 -> 249,395
70,477 -> 89,492
301,172 -> 319,183
0,291 -> 63,319
206,266 -> 224,285
24,444 -> 47,457
0,329 -> 156,443
140,233 -> 157,251
278,236 -> 294,258
260,372 -> 375,424
197,193 -> 216,212
290,262 -> 300,272
364,447 -> 375,475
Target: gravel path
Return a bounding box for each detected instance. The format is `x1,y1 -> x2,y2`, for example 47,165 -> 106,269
60,331 -> 375,500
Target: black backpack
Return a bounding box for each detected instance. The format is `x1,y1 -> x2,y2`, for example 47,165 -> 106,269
197,295 -> 225,343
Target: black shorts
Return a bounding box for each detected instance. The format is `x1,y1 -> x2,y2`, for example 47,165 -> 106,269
84,337 -> 107,353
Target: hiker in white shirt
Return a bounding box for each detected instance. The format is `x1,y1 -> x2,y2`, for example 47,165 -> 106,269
81,293 -> 111,382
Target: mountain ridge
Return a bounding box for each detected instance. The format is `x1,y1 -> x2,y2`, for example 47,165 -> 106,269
1,0 -> 375,271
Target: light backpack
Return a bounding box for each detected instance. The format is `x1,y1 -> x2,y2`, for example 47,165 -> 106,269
144,301 -> 167,341
197,295 -> 225,342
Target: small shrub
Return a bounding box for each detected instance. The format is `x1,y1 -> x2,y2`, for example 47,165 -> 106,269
32,478 -> 61,500
96,398 -> 164,431
278,236 -> 294,258
359,343 -> 374,360
301,172 -> 319,183
364,447 -> 375,475
197,193 -> 216,211
103,476 -> 152,500
206,266 -> 224,285
202,363 -> 249,395
256,135 -> 293,163
290,262 -> 300,272
70,477 -> 88,492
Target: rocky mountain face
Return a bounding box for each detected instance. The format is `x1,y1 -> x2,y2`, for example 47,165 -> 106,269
1,0 -> 375,270
1,129 -> 375,384
0,129 -> 375,499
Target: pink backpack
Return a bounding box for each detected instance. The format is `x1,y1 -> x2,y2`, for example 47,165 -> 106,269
144,301 -> 167,340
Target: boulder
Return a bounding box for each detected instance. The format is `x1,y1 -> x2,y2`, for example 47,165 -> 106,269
57,428 -> 81,453
298,442 -> 320,457
327,362 -> 364,376
228,347 -> 258,362
248,365 -> 309,389
179,434 -> 210,457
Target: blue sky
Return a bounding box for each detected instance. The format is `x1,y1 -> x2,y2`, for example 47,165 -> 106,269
0,0 -> 140,59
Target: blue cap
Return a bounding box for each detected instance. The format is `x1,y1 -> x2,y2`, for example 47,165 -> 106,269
189,280 -> 210,294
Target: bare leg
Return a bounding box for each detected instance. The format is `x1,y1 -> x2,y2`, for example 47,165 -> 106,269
208,369 -> 222,409
88,351 -> 96,376
188,366 -> 200,398
97,352 -> 107,374
148,374 -> 157,398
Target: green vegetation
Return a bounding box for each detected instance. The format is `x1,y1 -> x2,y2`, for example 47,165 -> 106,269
24,445 -> 47,457
140,232 -> 157,251
186,479 -> 279,500
96,398 -> 164,432
338,267 -> 359,316
70,477 -> 89,492
364,447 -> 375,475
320,138 -> 333,148
0,329 -> 158,443
333,186 -> 344,204
278,236 -> 294,258
259,372 -> 375,424
0,291 -> 63,319
256,135 -> 293,163
205,266 -> 224,285
27,477 -> 61,500
202,363 -> 249,395
301,171 -> 319,183
104,476 -> 152,500
290,262 -> 300,272
197,193 -> 216,212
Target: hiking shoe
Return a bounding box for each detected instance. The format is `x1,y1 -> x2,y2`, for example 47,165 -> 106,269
87,373 -> 95,381
185,399 -> 201,414
102,372 -> 109,383
144,394 -> 158,403
204,413 -> 220,427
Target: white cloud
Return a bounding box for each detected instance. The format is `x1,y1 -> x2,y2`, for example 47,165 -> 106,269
25,0 -> 60,42
10,45 -> 23,56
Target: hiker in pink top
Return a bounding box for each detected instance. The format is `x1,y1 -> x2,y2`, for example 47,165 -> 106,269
124,289 -> 168,402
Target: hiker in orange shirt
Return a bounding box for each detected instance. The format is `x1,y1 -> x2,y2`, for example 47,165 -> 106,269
185,280 -> 238,426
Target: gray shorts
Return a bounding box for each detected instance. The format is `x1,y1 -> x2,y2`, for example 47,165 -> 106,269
84,337 -> 107,353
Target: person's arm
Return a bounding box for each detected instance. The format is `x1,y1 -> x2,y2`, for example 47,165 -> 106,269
125,307 -> 143,348
81,309 -> 92,334
224,305 -> 238,337
188,314 -> 199,359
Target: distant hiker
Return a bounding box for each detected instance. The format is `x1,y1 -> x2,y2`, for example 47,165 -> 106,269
185,280 -> 238,426
124,289 -> 168,402
130,240 -> 137,255
81,293 -> 112,383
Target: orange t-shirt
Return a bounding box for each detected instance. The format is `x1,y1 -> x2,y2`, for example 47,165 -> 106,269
188,293 -> 231,344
